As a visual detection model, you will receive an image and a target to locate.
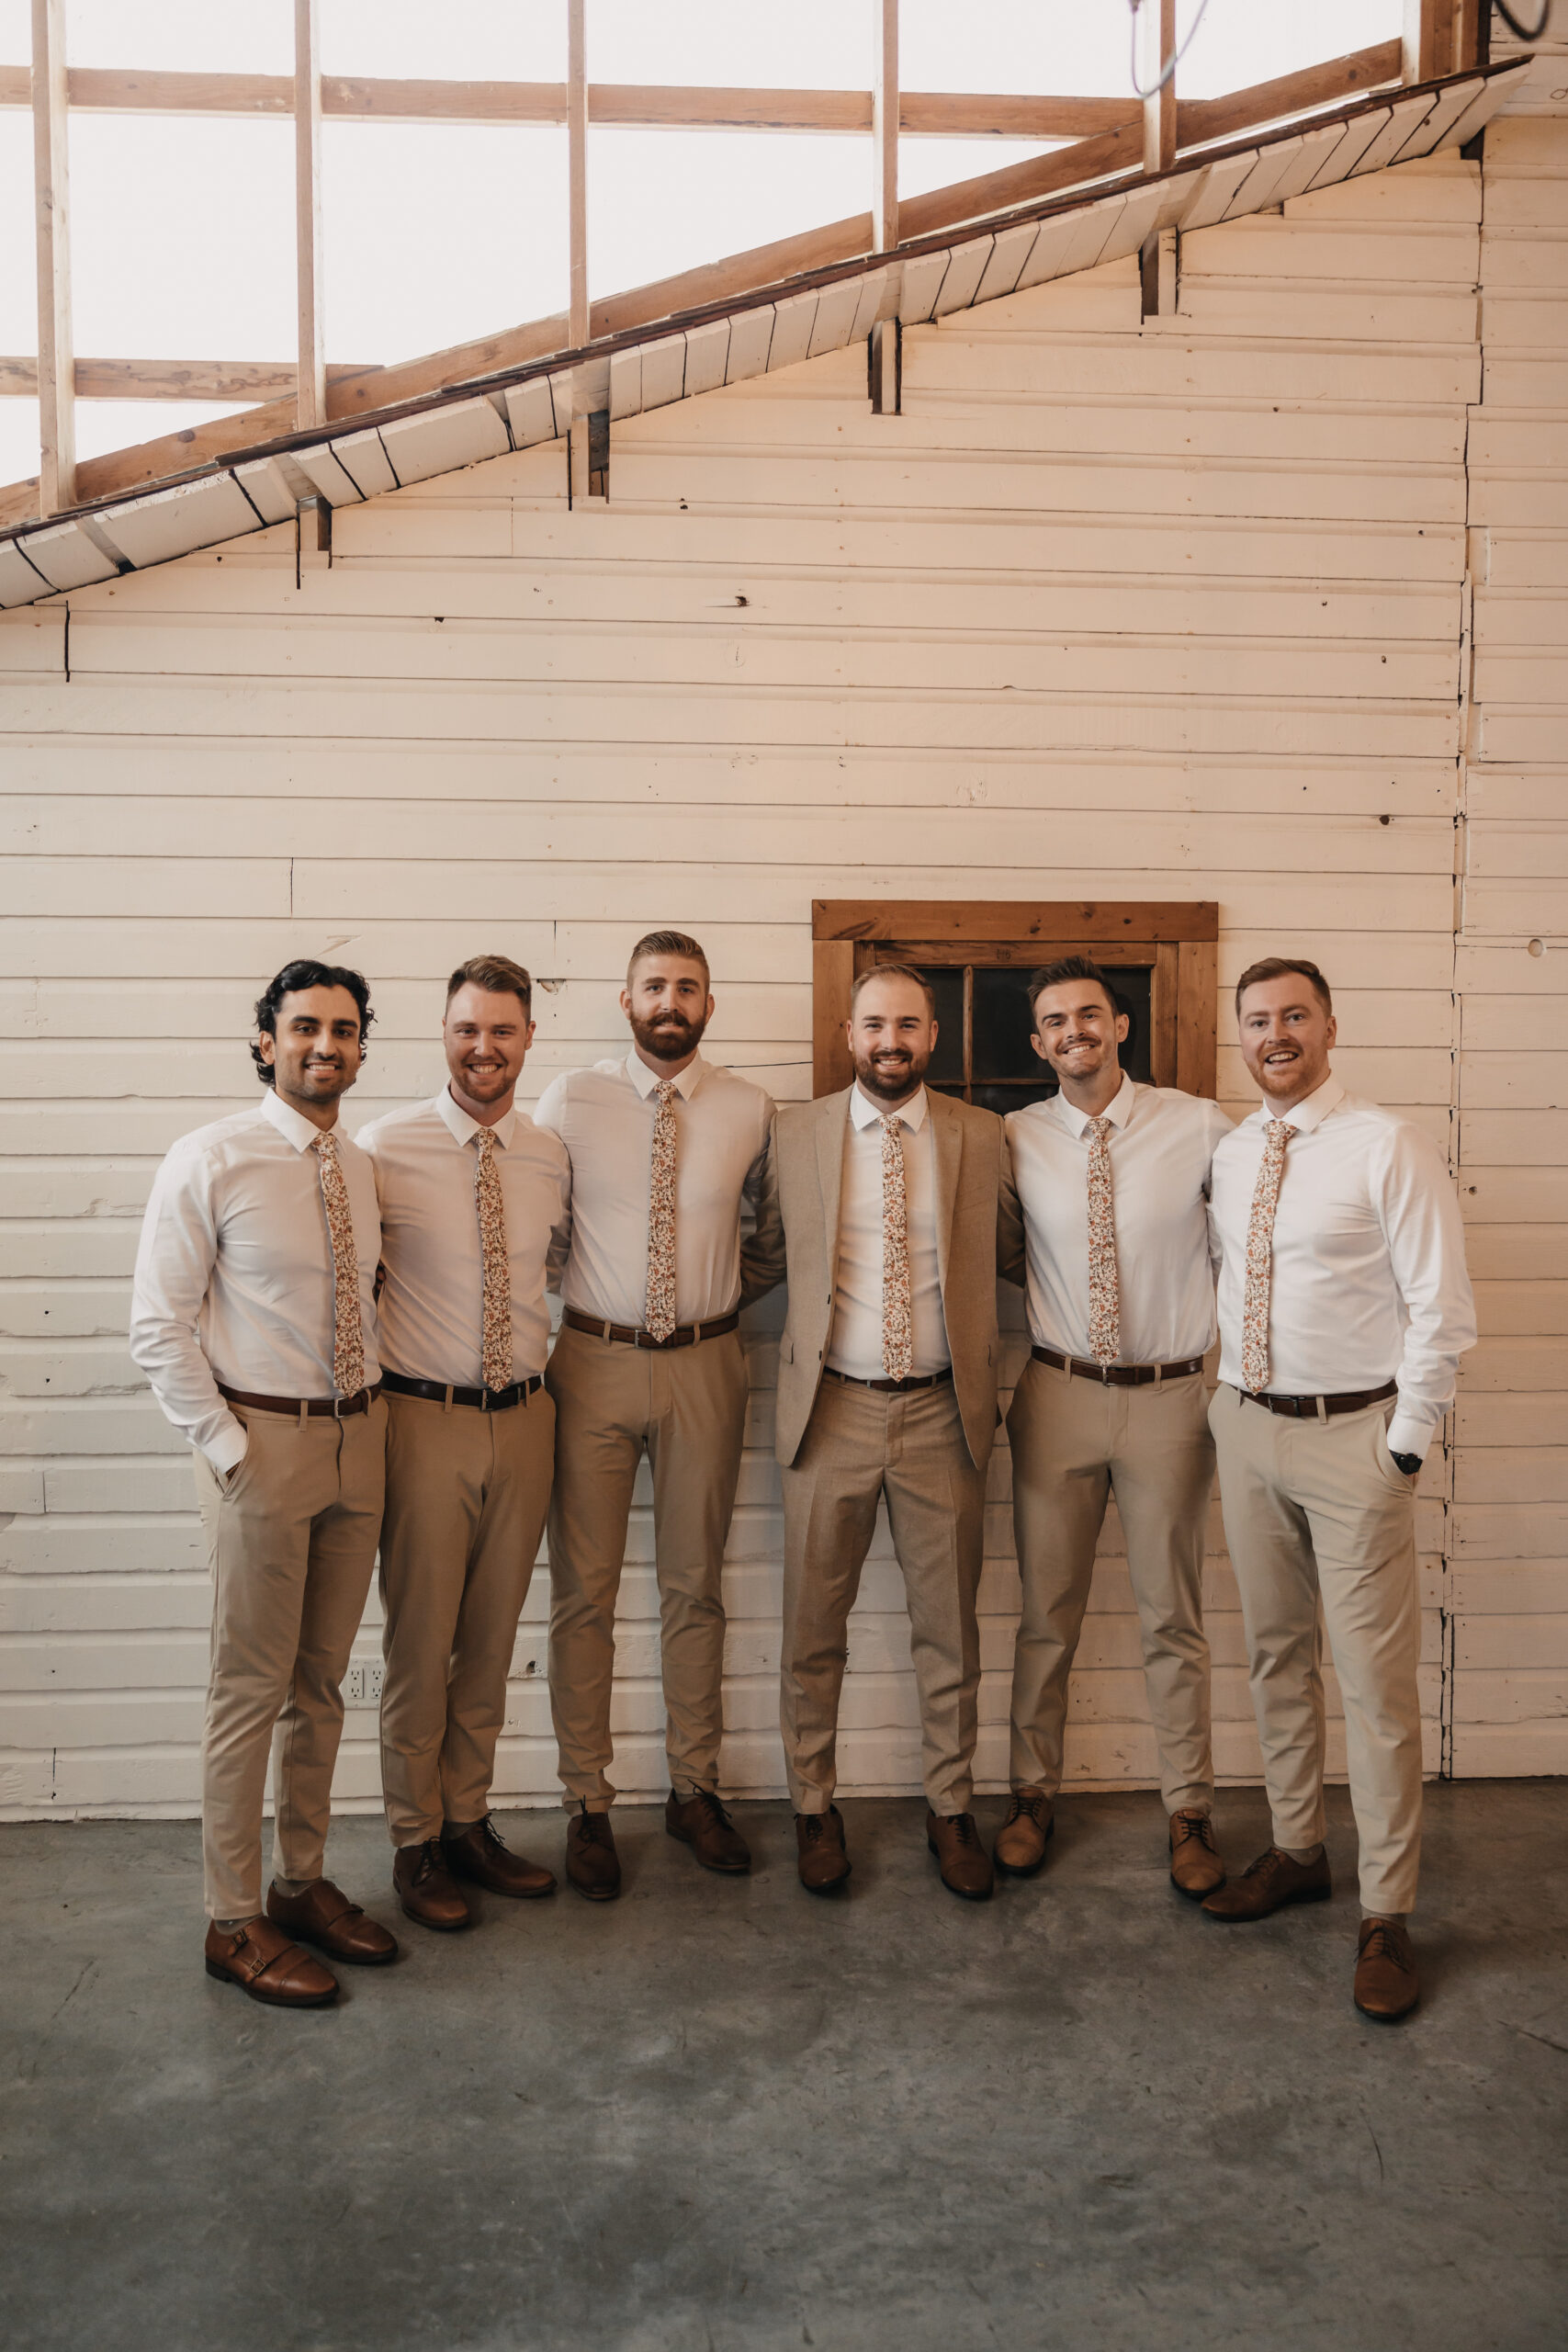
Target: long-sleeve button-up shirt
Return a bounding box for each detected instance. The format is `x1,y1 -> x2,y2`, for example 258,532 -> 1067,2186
826,1083 -> 951,1379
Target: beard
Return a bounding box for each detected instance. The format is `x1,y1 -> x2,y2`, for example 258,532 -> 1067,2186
852,1041 -> 930,1102
630,1006 -> 706,1063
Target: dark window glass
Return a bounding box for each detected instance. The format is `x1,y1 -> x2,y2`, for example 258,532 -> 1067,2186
917,966 -> 964,1083
908,959 -> 1155,1104
972,966 -> 1042,1082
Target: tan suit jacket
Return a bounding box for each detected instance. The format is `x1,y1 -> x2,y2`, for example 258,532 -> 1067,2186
772,1086 -> 1022,1472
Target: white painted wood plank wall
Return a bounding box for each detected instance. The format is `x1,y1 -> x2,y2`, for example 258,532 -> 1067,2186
0,111 -> 1561,1818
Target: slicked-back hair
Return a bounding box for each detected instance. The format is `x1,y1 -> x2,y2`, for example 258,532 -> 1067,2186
1026,955 -> 1120,1027
1235,956 -> 1332,1016
251,959 -> 374,1087
446,953 -> 532,1019
626,929 -> 710,989
850,962 -> 938,1018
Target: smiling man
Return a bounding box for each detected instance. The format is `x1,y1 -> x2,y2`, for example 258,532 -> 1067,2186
130,960 -> 394,2009
1204,957 -> 1475,2021
358,956 -> 570,1934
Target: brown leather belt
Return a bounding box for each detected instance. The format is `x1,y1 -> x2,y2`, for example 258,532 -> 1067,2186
218,1381 -> 381,1419
1240,1378 -> 1398,1419
562,1308 -> 739,1350
824,1365 -> 953,1394
1032,1346 -> 1204,1386
382,1369 -> 543,1411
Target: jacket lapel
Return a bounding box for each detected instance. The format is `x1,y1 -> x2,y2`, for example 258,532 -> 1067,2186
816,1089 -> 849,1275
930,1090 -> 963,1291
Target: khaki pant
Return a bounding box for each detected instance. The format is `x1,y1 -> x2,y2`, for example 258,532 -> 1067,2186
1008,1360 -> 1215,1814
193,1399 -> 386,1921
547,1323 -> 747,1809
1210,1382 -> 1424,1916
780,1374 -> 987,1817
378,1387 -> 556,1847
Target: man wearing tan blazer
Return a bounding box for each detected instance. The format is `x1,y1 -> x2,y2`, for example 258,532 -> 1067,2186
773,964 -> 1021,1900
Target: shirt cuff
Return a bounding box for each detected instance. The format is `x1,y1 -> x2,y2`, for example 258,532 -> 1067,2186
203,1421 -> 249,1478
1387,1407 -> 1438,1461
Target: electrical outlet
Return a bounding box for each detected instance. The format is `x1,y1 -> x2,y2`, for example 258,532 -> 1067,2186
344,1661 -> 385,1707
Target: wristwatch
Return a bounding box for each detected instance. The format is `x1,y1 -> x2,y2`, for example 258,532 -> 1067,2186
1391,1451 -> 1423,1477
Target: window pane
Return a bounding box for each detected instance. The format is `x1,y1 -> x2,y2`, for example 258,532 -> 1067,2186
912,967 -> 964,1086
972,965 -> 1040,1084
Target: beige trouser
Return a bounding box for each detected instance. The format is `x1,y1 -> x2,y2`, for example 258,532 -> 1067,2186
1209,1382 -> 1424,1916
378,1387 -> 556,1847
1008,1359 -> 1215,1814
780,1374 -> 987,1817
547,1323 -> 748,1809
193,1398 -> 387,1921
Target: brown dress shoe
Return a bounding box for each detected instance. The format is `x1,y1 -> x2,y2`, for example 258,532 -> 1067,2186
1168,1810 -> 1225,1899
393,1838 -> 473,1931
443,1815 -> 557,1900
1201,1844 -> 1331,1920
566,1806 -> 622,1902
204,1917 -> 338,2008
1355,1917 -> 1420,2021
994,1789 -> 1054,1877
795,1805 -> 851,1893
266,1878 -> 398,1964
665,1788 -> 751,1874
927,1810 -> 995,1901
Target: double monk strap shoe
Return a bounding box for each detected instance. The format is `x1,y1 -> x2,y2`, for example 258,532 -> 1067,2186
393,1838 -> 473,1931
666,1788 -> 751,1874
1354,1917 -> 1420,2022
795,1805 -> 852,1893
566,1806 -> 622,1902
1201,1845 -> 1331,1921
1168,1810 -> 1226,1900
265,1878 -> 398,1964
994,1788 -> 1055,1877
204,1917 -> 339,2007
443,1815 -> 558,1900
927,1810 -> 995,1902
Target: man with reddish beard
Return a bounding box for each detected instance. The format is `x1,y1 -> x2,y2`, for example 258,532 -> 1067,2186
536,931 -> 784,1898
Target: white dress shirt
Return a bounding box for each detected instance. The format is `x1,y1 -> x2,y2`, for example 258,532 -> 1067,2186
130,1089 -> 382,1476
357,1087 -> 571,1387
1210,1075 -> 1476,1458
535,1047 -> 775,1329
1008,1075 -> 1232,1365
826,1083 -> 951,1380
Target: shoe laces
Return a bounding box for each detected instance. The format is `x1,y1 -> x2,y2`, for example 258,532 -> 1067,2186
1007,1791 -> 1047,1826
1172,1812 -> 1216,1852
691,1789 -> 735,1830
1360,1920 -> 1411,1969
577,1810 -> 614,1848
945,1813 -> 981,1848
798,1813 -> 827,1845
413,1837 -> 446,1882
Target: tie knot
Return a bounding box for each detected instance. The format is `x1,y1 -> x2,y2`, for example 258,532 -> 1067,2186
656,1080 -> 677,1102
311,1128 -> 336,1158
476,1127 -> 494,1154
1268,1120 -> 1297,1148
1087,1115 -> 1111,1141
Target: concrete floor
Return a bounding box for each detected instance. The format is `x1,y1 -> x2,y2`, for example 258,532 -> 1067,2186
3,1782 -> 1565,2352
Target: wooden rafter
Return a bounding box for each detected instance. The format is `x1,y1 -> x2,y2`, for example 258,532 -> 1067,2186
873,0 -> 899,254
29,0 -> 73,515
293,0 -> 325,430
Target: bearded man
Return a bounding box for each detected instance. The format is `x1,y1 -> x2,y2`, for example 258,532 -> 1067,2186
535,930 -> 784,1899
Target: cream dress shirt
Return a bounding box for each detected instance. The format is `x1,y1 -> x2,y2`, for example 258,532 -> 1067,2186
535,1047 -> 776,1329
826,1083 -> 951,1380
130,1088 -> 382,1475
1008,1074 -> 1232,1365
357,1087 -> 570,1386
1209,1075 -> 1476,1457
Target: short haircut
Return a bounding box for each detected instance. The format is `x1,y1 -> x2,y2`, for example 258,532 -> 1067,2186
626,929 -> 710,989
251,959 -> 374,1087
1235,956 -> 1332,1016
851,962 -> 937,1018
446,953 -> 532,1018
1026,955 -> 1120,1026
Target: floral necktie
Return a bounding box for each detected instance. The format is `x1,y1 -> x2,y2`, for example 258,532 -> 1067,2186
880,1114 -> 913,1381
1085,1114 -> 1120,1366
475,1129 -> 513,1391
311,1130 -> 366,1396
644,1080 -> 679,1342
1242,1119 -> 1296,1393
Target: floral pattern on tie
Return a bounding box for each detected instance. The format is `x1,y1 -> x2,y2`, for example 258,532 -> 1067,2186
475,1128 -> 513,1391
1085,1113 -> 1121,1366
1242,1118 -> 1296,1393
880,1114 -> 913,1381
644,1080 -> 679,1342
311,1130 -> 366,1397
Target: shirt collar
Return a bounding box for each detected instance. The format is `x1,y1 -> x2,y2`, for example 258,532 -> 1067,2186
626,1046 -> 705,1103
851,1082 -> 929,1133
1052,1070 -> 1136,1140
262,1089 -> 333,1153
1258,1073 -> 1344,1135
436,1084 -> 516,1150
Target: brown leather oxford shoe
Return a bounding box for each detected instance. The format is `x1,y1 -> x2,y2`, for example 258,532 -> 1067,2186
1354,1917 -> 1420,2021
1168,1810 -> 1226,1900
393,1837 -> 473,1931
666,1788 -> 751,1874
1201,1844 -> 1331,1920
795,1804 -> 851,1893
927,1810 -> 994,1901
266,1878 -> 398,1964
204,1917 -> 338,2007
566,1805 -> 622,1902
994,1788 -> 1054,1877
443,1815 -> 557,1900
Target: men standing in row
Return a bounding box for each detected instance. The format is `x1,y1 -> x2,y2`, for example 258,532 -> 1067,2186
1204,958 -> 1475,2021
359,956 -> 570,1932
131,960 -> 395,2007
773,966 -> 1020,1900
536,931 -> 784,1899
999,957 -> 1233,1897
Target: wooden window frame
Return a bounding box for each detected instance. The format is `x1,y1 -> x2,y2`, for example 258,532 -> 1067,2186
811,899 -> 1218,1102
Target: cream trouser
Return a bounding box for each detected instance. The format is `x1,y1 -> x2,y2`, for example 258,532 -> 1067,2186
1008,1359 -> 1215,1814
378,1387 -> 556,1847
1210,1382 -> 1424,1916
546,1323 -> 748,1809
780,1374 -> 987,1817
193,1399 -> 386,1920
